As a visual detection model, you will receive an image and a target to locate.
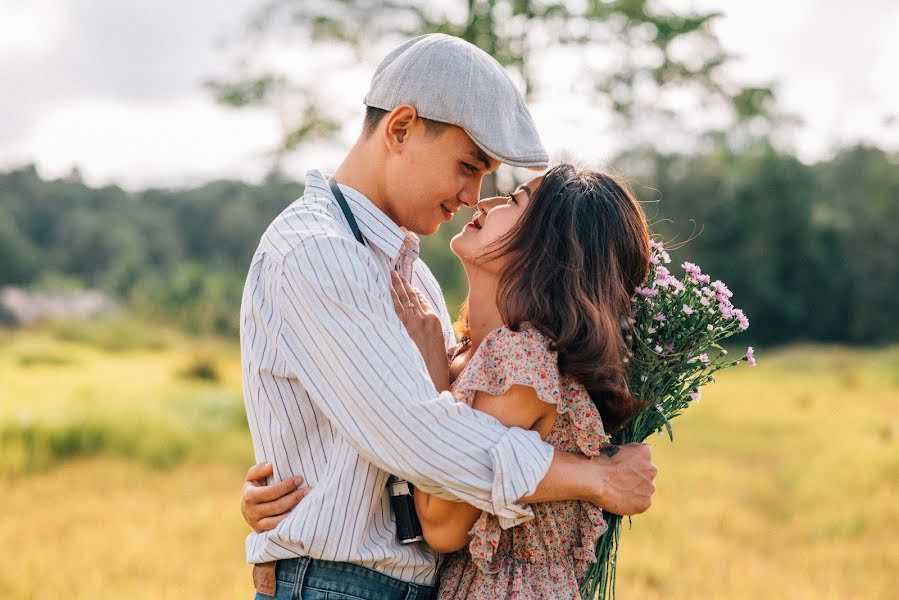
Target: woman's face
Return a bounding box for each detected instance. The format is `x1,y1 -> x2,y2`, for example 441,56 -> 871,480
450,174 -> 544,271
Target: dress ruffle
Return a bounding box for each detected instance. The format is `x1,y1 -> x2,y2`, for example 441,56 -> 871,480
445,324 -> 610,585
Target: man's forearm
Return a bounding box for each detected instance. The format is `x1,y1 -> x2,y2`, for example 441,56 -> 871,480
517,450 -> 597,504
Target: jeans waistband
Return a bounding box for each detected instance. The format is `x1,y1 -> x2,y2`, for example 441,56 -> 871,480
275,556 -> 438,600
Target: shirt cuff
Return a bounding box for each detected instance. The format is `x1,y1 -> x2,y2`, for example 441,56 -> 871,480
488,426 -> 554,529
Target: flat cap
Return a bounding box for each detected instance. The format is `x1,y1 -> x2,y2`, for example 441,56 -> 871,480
364,34 -> 549,170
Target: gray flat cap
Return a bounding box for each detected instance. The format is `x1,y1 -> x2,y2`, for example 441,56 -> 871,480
364,34 -> 549,170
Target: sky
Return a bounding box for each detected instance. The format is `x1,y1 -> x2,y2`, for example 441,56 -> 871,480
1,0 -> 897,190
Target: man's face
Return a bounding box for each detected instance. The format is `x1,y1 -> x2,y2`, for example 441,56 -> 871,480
381,122 -> 500,236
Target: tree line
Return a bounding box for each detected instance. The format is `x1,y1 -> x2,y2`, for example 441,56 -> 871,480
1,141 -> 896,344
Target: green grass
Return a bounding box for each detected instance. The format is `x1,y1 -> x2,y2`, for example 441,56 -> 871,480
0,324 -> 897,598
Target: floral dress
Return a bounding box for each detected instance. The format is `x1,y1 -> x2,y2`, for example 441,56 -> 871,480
438,324 -> 610,600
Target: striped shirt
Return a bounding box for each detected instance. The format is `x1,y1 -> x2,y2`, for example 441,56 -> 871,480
240,169 -> 554,584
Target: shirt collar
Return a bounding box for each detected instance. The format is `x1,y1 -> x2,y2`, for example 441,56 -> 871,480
306,169 -> 416,261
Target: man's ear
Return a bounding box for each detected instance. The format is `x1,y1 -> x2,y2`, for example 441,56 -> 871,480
382,105 -> 418,154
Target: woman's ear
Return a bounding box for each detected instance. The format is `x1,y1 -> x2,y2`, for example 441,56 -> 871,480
382,104 -> 418,154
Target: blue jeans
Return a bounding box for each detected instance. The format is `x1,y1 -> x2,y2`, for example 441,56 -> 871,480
253,556 -> 439,600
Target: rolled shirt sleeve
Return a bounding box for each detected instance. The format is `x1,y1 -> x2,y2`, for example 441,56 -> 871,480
275,233 -> 554,525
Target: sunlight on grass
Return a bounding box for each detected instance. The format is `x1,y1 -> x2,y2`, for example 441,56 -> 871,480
0,327 -> 896,598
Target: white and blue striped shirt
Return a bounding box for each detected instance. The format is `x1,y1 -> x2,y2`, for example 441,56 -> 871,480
240,169 -> 554,584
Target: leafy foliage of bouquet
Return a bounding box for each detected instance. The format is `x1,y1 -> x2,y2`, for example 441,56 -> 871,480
581,240 -> 756,600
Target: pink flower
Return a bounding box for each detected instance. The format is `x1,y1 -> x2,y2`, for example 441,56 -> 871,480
711,280 -> 733,298
653,312 -> 667,322
689,390 -> 702,402
719,302 -> 734,319
661,250 -> 671,264
698,274 -> 711,284
650,239 -> 665,251
681,261 -> 702,281
664,342 -> 674,353
650,253 -> 660,265
734,308 -> 750,330
698,353 -> 709,363
682,304 -> 694,315
700,297 -> 710,307
746,346 -> 757,367
635,286 -> 657,298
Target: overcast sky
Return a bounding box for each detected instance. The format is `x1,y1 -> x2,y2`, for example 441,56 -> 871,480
1,0 -> 897,189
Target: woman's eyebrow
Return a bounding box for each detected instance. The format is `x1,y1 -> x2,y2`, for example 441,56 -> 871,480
517,184 -> 532,199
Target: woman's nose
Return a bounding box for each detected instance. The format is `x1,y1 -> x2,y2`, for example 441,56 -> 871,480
476,196 -> 502,212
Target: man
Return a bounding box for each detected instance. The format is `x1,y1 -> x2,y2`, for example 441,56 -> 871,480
239,34 -> 657,599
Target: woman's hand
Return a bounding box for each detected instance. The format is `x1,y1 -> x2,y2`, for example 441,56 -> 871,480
241,462 -> 311,533
390,271 -> 450,391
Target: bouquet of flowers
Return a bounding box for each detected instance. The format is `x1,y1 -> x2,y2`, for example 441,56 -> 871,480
580,240 -> 756,600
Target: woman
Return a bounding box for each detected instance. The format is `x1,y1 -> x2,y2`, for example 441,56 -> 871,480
243,163 -> 651,598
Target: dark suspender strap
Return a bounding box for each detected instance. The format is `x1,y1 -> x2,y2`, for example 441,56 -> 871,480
328,177 -> 366,247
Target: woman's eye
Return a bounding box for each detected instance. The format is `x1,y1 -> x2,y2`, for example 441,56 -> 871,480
507,193 -> 516,204
463,162 -> 478,174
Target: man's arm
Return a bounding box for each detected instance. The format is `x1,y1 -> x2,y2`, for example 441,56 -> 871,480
275,233 -> 552,523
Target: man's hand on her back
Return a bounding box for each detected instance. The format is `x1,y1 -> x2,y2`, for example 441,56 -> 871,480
591,443 -> 658,516
241,462 -> 311,533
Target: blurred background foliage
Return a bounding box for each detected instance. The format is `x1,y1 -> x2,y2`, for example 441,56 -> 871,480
2,140 -> 896,344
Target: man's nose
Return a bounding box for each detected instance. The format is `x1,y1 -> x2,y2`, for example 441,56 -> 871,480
457,178 -> 483,208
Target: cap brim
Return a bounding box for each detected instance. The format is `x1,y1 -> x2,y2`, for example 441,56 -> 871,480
465,130 -> 549,171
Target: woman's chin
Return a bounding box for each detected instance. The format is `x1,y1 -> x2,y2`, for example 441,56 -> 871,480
449,235 -> 470,260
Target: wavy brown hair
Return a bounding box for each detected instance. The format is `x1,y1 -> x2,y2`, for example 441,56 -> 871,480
457,164 -> 651,433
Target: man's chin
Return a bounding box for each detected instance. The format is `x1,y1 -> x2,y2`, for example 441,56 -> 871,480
410,221 -> 442,236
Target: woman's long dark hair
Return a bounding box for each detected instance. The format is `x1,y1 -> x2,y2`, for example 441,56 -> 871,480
458,163 -> 651,433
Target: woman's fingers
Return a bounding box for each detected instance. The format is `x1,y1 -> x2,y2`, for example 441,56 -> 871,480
389,272 -> 407,319
254,514 -> 290,533
252,486 -> 310,524
245,475 -> 304,504
245,461 -> 273,483
251,488 -> 312,532
399,275 -> 424,313
391,271 -> 412,312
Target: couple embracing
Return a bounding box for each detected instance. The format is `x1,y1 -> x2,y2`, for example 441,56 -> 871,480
237,33 -> 658,600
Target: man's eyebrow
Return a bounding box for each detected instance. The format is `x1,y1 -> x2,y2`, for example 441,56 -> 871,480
468,149 -> 491,170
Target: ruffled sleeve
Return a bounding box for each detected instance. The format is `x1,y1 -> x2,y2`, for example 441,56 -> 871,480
452,324 -> 609,457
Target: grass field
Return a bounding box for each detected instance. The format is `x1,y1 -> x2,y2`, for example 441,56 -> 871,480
1,321 -> 897,599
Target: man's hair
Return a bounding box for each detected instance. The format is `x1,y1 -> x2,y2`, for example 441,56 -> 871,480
362,106 -> 449,138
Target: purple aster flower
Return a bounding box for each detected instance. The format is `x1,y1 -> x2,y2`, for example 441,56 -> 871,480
688,390 -> 702,402
719,303 -> 734,319
653,312 -> 667,322
682,304 -> 694,315
746,346 -> 757,367
681,261 -> 702,280
711,280 -> 733,298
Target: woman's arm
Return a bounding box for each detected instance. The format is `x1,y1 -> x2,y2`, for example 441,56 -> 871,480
413,384 -> 555,553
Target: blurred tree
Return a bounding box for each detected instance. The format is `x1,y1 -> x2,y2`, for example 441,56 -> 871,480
207,0 -> 776,157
